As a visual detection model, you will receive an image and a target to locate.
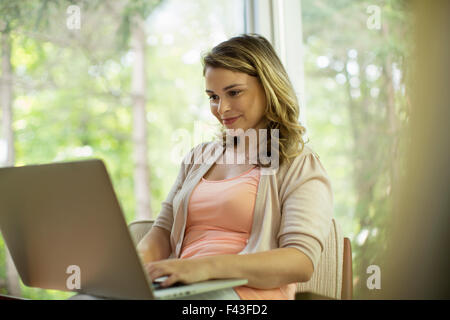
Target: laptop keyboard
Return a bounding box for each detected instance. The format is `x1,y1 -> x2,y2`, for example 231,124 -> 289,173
152,276 -> 184,290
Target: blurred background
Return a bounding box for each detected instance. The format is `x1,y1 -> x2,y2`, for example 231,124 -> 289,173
0,0 -> 416,299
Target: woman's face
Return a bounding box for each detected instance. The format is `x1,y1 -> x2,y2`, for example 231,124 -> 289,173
205,67 -> 268,133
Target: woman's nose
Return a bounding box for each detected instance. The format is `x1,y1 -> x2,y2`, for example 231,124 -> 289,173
217,97 -> 231,115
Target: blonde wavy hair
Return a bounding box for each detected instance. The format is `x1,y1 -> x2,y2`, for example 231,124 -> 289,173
201,33 -> 307,168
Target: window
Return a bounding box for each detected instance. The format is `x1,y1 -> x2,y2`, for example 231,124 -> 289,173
0,0 -> 245,300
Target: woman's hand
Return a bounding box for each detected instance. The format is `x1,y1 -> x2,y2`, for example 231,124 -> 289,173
145,257 -> 213,288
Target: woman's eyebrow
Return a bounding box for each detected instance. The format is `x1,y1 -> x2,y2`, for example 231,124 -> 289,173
205,83 -> 245,93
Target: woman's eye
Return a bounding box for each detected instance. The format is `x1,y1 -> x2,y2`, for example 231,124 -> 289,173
208,91 -> 241,101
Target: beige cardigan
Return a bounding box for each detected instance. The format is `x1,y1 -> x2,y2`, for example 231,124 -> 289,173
153,140 -> 334,272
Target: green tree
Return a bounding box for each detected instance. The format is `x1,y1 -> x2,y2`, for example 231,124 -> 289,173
0,0 -> 242,299
301,0 -> 411,298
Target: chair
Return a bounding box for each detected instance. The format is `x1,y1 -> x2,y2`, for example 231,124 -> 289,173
296,218 -> 353,300
128,218 -> 353,300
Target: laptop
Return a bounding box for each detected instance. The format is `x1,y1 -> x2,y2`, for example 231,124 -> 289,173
0,159 -> 247,299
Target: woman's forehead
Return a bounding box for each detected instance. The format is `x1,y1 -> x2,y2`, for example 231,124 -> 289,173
204,67 -> 252,91
205,67 -> 247,79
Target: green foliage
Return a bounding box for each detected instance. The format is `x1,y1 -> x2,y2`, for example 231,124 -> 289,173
116,0 -> 163,49
302,0 -> 411,298
0,0 -> 241,299
2,0 -> 409,301
20,285 -> 76,300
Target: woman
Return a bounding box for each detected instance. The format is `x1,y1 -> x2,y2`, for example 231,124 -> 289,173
137,33 -> 334,300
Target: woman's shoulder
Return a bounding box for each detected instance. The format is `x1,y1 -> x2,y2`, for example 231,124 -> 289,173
276,143 -> 331,192
182,140 -> 221,166
274,143 -> 326,180
283,143 -> 321,169
298,143 -> 316,157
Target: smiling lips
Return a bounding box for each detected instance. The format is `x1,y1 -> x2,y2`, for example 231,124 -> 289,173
222,116 -> 241,125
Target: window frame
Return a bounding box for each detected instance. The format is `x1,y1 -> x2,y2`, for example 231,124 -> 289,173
244,0 -> 307,128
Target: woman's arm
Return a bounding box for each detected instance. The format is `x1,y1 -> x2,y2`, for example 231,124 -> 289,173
147,247 -> 314,288
204,247 -> 314,289
137,226 -> 172,264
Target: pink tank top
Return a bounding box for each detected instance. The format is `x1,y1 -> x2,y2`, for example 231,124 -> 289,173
179,165 -> 296,300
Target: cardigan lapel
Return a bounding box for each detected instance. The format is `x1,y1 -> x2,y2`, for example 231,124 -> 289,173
172,141 -> 225,257
170,140 -> 277,258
